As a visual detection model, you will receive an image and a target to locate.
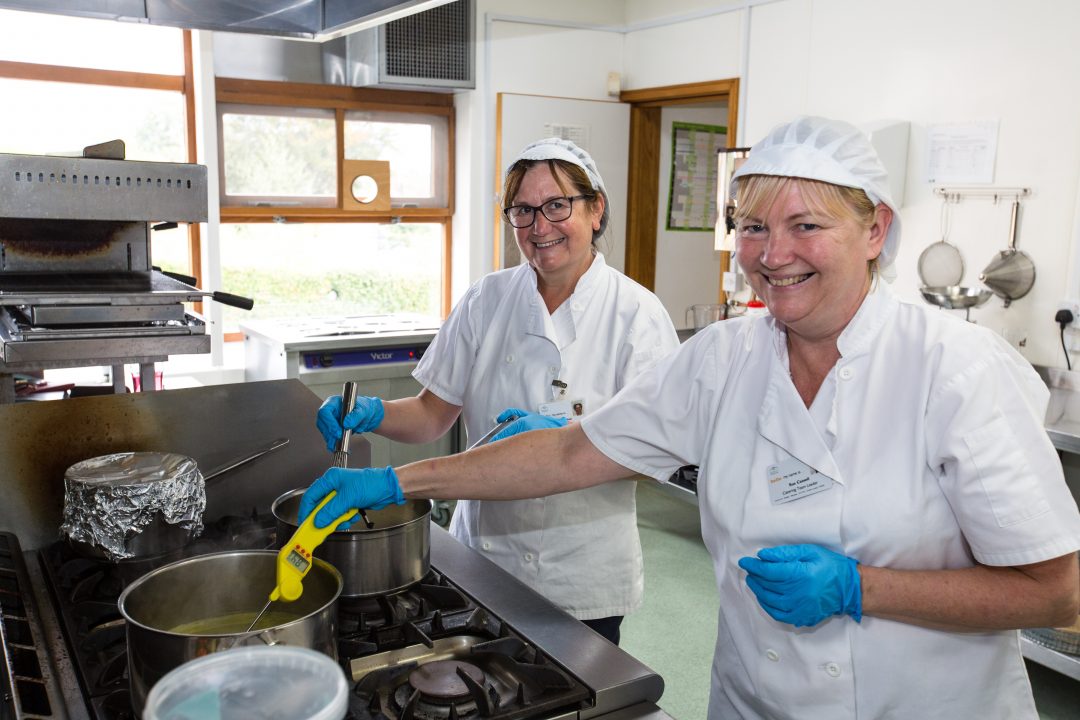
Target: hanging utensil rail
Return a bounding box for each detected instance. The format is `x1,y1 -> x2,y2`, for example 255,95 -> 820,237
933,186 -> 1031,203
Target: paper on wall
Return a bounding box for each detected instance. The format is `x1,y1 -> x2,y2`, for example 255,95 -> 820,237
926,120 -> 999,184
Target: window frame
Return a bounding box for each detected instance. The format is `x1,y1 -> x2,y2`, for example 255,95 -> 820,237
215,79 -> 455,221
214,78 -> 455,316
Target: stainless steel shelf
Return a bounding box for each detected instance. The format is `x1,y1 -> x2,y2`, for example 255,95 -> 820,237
1022,636 -> 1080,681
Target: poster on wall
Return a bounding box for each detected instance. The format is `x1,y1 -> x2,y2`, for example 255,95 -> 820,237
667,121 -> 727,232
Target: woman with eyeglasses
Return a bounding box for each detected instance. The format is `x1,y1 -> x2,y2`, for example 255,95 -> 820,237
312,138 -> 679,644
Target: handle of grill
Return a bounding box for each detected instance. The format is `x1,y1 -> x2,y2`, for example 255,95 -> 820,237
212,291 -> 255,311
152,267 -> 256,311
154,267 -> 198,286
334,381 -> 374,529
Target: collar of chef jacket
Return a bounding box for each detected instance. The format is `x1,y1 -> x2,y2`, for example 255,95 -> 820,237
754,284 -> 898,487
522,252 -> 606,343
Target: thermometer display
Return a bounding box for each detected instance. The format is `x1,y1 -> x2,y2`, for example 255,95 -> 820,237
285,549 -> 310,573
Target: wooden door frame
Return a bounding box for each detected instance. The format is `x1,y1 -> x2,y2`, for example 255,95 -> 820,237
620,79 -> 740,302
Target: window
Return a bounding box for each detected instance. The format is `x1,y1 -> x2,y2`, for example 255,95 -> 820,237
344,111 -> 449,207
220,105 -> 337,207
0,79 -> 186,161
216,79 -> 455,330
218,222 -> 444,330
0,9 -> 183,73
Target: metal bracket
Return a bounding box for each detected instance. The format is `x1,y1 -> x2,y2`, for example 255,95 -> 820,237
933,186 -> 1031,204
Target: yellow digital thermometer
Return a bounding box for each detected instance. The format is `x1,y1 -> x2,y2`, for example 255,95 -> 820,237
271,491 -> 358,602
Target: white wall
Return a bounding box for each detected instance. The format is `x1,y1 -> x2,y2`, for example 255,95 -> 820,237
737,0 -> 1080,367
654,105 -> 726,328
460,0 -> 1080,369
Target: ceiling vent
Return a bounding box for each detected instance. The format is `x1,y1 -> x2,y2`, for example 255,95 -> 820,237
322,0 -> 474,90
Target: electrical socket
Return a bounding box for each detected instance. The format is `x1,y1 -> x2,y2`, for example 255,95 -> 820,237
1058,299 -> 1080,328
722,271 -> 744,294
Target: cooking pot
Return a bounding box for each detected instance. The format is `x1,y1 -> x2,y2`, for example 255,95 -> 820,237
62,438 -> 289,562
119,549 -> 341,718
272,489 -> 431,597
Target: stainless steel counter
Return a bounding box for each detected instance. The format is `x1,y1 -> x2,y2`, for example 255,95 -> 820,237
430,524 -> 665,717
1037,364 -> 1080,455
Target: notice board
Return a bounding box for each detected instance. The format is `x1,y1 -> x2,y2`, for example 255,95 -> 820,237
666,121 -> 727,232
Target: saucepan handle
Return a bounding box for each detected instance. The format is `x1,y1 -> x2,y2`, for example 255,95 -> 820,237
201,438 -> 290,486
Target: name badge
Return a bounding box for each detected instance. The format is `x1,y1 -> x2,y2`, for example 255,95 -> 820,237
538,400 -> 574,421
767,456 -> 834,505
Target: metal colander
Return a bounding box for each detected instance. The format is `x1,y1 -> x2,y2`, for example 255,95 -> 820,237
918,198 -> 964,288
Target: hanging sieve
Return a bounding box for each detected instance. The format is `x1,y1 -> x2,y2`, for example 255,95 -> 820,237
918,196 -> 964,288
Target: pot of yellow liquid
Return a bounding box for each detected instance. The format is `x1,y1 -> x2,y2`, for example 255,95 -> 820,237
119,550 -> 341,718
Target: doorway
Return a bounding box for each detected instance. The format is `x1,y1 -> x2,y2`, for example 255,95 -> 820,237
620,79 -> 739,304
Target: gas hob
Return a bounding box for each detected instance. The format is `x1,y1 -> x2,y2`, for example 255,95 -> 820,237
2,524 -> 666,720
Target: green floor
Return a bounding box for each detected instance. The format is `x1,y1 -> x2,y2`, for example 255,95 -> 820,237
622,481 -> 1080,720
621,482 -> 715,720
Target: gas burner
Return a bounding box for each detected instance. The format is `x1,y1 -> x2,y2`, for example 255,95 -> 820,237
338,574 -> 473,658
345,635 -> 591,720
394,659 -> 490,719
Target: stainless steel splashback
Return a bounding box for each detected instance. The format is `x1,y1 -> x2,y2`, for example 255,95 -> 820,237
0,379 -> 366,549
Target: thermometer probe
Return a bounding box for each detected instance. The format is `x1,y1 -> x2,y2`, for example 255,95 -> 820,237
244,492 -> 356,632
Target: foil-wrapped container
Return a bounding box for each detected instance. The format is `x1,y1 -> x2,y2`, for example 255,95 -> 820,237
60,452 -> 206,561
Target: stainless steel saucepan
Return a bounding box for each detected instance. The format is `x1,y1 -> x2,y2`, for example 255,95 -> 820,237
272,490 -> 431,597
119,549 -> 341,718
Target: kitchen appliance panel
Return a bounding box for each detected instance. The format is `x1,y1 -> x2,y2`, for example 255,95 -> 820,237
0,219 -> 150,274
0,154 -> 208,223
242,315 -> 458,468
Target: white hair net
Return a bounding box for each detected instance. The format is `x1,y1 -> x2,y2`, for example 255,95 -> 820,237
731,116 -> 901,280
506,137 -> 609,237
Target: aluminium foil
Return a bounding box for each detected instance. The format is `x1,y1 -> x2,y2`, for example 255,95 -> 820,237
60,451 -> 205,561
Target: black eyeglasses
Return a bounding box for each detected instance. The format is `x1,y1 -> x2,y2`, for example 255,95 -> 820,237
503,195 -> 588,229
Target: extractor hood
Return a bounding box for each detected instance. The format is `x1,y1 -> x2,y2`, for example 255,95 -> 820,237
0,0 -> 457,40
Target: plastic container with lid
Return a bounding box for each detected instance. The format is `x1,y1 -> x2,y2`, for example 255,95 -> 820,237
143,646 -> 348,720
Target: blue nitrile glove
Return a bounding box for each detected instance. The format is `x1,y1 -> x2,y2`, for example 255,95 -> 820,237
737,543 -> 862,628
316,395 -> 385,452
297,466 -> 405,530
490,407 -> 568,442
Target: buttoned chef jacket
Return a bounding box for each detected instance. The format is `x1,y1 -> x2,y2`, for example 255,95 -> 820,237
581,283 -> 1080,719
413,253 -> 679,619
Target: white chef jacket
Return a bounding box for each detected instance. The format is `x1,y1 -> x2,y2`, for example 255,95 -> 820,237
413,253 -> 679,619
581,283 -> 1080,719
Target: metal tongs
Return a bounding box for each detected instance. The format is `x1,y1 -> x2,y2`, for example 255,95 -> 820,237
335,380 -> 375,530
468,416 -> 518,450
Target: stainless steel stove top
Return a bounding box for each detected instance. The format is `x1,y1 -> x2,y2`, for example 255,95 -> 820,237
243,313 -> 441,342
0,382 -> 669,720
